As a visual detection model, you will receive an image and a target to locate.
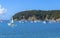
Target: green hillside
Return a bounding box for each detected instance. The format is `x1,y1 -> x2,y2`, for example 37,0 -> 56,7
13,10 -> 60,21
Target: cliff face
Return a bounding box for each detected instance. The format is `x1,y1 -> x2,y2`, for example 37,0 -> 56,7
13,10 -> 60,21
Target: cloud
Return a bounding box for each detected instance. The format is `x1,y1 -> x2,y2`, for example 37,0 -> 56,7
0,5 -> 7,14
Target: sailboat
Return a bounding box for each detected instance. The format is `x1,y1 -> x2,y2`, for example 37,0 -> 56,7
8,18 -> 14,27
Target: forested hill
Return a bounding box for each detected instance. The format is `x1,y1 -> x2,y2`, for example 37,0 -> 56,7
13,10 -> 60,21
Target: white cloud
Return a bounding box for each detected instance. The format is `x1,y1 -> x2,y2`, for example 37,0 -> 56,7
0,5 -> 7,14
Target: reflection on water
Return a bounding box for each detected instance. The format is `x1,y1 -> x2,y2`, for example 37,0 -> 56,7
0,20 -> 60,38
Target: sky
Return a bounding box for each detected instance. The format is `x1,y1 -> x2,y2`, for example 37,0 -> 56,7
0,0 -> 60,20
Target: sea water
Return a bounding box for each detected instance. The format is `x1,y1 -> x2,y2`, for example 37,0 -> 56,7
0,20 -> 60,38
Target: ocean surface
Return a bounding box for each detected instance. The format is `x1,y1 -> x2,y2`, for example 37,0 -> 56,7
0,20 -> 60,38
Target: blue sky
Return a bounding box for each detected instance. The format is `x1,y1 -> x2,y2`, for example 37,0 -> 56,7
0,0 -> 60,20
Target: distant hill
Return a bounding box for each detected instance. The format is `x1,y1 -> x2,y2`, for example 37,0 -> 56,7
12,10 -> 60,21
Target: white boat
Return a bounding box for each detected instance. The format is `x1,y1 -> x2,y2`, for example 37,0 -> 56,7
37,20 -> 41,22
43,21 -> 46,24
19,20 -> 27,23
8,18 -> 14,27
19,21 -> 22,23
33,20 -> 38,23
30,21 -> 34,23
48,20 -> 56,24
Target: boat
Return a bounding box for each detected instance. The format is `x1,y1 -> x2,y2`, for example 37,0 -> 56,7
43,21 -> 46,24
8,18 -> 14,27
